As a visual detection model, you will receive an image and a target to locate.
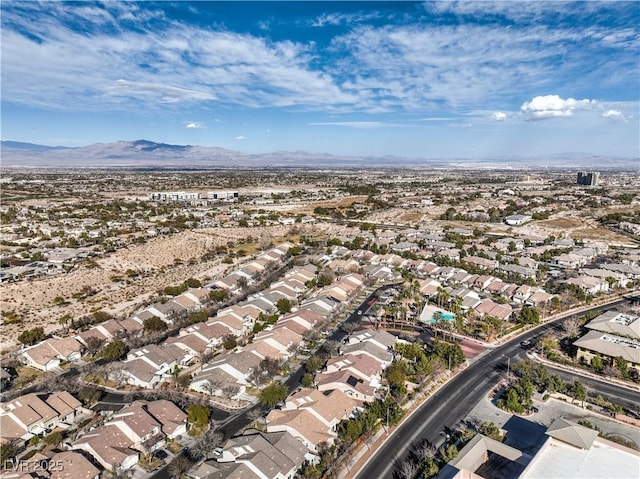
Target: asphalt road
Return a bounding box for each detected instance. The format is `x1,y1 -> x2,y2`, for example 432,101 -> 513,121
356,298 -> 638,479
545,364 -> 640,412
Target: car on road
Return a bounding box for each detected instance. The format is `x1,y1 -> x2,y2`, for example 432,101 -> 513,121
357,310 -> 363,315
520,340 -> 531,347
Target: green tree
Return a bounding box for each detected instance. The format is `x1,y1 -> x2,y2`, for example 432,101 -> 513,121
276,298 -> 292,315
42,431 -> 63,446
505,387 -> 524,413
185,277 -> 202,288
317,274 -> 333,287
304,356 -> 324,374
570,380 -> 587,405
57,313 -> 72,332
386,362 -> 407,393
100,340 -> 127,362
143,316 -> 168,333
260,383 -> 288,408
439,444 -> 458,462
479,421 -> 502,441
422,457 -> 439,478
301,373 -> 314,388
187,404 -> 211,428
223,334 -> 238,349
0,442 -> 18,467
209,289 -> 228,302
591,356 -> 604,373
17,327 -> 45,346
614,356 -> 629,379
517,305 -> 540,325
188,310 -> 208,324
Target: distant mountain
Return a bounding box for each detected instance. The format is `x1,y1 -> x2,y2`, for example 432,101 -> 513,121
0,139 -> 637,169
1,140 -> 71,150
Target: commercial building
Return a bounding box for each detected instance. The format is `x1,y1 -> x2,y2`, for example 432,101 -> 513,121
577,171 -> 600,186
149,191 -> 200,201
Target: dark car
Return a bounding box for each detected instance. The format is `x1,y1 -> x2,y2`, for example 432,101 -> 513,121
153,450 -> 168,460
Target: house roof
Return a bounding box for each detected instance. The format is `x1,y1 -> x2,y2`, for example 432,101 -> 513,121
121,358 -> 158,383
585,310 -> 640,339
0,414 -> 27,441
2,393 -> 59,428
45,391 -> 81,418
142,400 -> 186,436
325,353 -> 381,379
73,424 -> 136,469
47,337 -> 84,358
118,318 -> 144,333
50,451 -> 100,479
266,409 -> 332,447
546,418 -> 599,449
316,370 -> 375,397
285,388 -> 358,424
190,461 -> 259,479
341,341 -> 393,363
574,330 -> 640,365
20,343 -> 59,367
166,333 -> 209,354
449,433 -> 522,474
109,401 -> 162,439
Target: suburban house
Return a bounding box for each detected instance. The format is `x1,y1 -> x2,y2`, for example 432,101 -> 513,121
566,276 -> 610,295
71,400 -> 186,472
117,344 -> 190,388
19,337 -> 84,371
265,388 -> 358,452
190,350 -> 262,399
553,253 -> 588,269
340,330 -> 397,367
190,430 -> 308,479
0,391 -> 86,443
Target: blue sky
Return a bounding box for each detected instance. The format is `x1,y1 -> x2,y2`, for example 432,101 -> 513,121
1,1 -> 638,159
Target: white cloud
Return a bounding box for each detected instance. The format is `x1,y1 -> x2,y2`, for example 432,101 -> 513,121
449,122 -> 472,128
184,121 -> 205,129
0,6 -> 357,112
601,109 -> 627,121
491,112 -> 507,121
234,135 -> 247,140
520,95 -> 599,120
0,2 -> 636,118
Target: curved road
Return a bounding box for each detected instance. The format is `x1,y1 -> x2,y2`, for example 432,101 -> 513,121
356,298 -> 638,479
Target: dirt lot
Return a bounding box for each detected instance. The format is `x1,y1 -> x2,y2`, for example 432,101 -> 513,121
0,225 -> 299,351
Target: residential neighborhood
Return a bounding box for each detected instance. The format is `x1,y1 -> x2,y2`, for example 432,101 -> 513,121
1,167 -> 639,479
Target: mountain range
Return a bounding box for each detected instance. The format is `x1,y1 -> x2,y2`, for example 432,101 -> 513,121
1,139 -> 637,169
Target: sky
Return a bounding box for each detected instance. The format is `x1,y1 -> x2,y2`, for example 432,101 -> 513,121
1,1 -> 639,160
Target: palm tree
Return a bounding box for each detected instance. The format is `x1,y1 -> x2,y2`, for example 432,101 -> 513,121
57,314 -> 72,334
